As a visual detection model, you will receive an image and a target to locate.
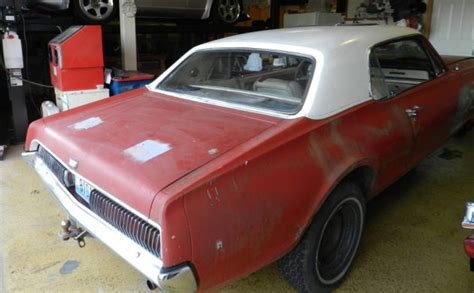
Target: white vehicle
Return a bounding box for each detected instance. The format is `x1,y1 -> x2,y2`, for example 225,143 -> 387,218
24,0 -> 244,24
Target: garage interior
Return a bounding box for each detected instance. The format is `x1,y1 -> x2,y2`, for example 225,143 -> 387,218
1,0 -> 474,292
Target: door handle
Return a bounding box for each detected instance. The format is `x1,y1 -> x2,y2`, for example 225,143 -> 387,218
406,105 -> 423,118
411,105 -> 423,112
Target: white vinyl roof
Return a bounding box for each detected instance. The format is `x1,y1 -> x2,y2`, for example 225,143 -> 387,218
204,25 -> 419,55
150,26 -> 421,120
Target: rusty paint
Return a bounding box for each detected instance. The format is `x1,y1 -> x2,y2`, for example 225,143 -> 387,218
452,86 -> 474,134
308,132 -> 331,174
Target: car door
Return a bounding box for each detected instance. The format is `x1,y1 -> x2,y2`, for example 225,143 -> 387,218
370,36 -> 460,167
367,51 -> 416,190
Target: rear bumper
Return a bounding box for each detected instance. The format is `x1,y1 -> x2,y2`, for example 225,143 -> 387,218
22,151 -> 197,292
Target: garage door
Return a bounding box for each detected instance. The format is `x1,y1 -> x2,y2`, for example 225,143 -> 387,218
429,0 -> 474,56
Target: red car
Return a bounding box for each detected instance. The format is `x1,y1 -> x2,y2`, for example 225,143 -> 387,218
23,26 -> 474,292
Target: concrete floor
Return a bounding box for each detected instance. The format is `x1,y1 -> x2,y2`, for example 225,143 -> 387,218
1,130 -> 473,292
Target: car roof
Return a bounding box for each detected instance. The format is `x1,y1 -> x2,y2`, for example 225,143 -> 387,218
203,26 -> 421,119
151,26 -> 422,120
204,25 -> 419,55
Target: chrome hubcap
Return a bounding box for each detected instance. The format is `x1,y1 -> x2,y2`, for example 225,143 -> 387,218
80,0 -> 114,20
217,0 -> 241,23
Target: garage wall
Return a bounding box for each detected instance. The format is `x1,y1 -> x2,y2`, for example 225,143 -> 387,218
346,0 -> 362,17
429,0 -> 474,56
244,0 -> 269,7
243,0 -> 333,13
307,0 -> 330,12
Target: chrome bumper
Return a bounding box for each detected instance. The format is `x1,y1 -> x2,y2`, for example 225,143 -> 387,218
22,151 -> 197,292
462,202 -> 474,230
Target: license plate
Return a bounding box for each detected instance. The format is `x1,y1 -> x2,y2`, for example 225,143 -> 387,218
75,177 -> 93,204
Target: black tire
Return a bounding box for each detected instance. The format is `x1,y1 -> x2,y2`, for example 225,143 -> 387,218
73,0 -> 118,24
279,181 -> 366,292
211,0 -> 243,24
453,120 -> 474,138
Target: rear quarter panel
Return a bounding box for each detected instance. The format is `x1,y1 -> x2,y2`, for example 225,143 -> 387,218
160,97 -> 419,289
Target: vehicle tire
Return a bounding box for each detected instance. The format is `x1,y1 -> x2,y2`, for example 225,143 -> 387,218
211,0 -> 243,24
453,120 -> 474,138
279,181 -> 366,292
73,0 -> 117,24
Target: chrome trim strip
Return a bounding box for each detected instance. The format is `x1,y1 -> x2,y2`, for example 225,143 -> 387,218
28,153 -> 197,291
31,139 -> 162,232
147,47 -> 318,120
22,151 -> 36,167
35,155 -> 163,272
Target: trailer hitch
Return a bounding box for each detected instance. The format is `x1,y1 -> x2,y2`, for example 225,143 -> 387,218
59,220 -> 88,248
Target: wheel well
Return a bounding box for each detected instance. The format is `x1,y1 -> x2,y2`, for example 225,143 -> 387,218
343,166 -> 375,198
282,166 -> 375,264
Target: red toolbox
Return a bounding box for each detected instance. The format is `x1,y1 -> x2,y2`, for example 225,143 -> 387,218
49,25 -> 104,92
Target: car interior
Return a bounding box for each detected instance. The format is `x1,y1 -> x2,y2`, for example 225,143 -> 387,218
159,51 -> 314,113
370,38 -> 439,99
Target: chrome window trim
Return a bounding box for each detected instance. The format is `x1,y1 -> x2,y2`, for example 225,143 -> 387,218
368,34 -> 441,101
151,47 -> 317,119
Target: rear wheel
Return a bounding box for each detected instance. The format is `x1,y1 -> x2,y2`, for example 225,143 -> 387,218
453,120 -> 474,138
73,0 -> 117,24
211,0 -> 242,24
279,181 -> 365,292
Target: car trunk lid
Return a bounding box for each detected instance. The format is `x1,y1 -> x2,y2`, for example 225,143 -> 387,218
39,89 -> 280,217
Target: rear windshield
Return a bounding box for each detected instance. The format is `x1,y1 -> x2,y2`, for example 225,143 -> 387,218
157,50 -> 315,115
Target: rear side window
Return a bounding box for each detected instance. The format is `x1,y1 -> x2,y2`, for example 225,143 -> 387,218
369,37 -> 437,100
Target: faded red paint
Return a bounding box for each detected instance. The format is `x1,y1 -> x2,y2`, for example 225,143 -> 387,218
441,55 -> 473,66
27,88 -> 279,218
25,55 -> 474,290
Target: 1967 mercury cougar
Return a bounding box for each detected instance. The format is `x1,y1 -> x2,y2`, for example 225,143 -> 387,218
23,26 -> 474,292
